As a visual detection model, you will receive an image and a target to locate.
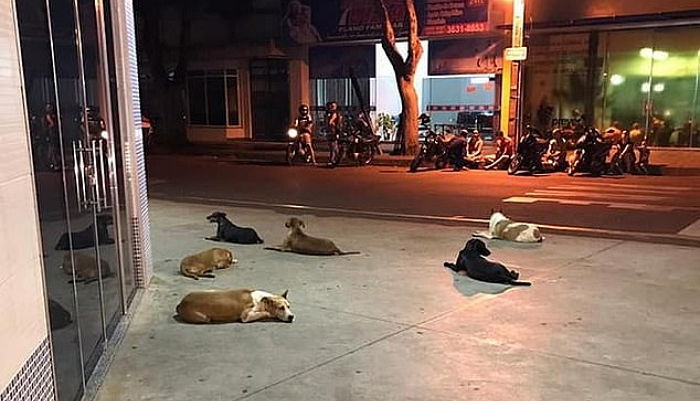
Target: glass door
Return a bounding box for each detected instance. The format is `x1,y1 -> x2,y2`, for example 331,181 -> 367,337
15,0 -> 131,400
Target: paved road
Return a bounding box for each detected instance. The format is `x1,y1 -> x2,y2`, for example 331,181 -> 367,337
147,155 -> 700,237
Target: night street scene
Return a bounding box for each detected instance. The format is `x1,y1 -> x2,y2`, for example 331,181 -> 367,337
3,1 -> 700,401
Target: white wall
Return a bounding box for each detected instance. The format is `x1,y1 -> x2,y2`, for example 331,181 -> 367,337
375,40 -> 429,117
0,0 -> 50,391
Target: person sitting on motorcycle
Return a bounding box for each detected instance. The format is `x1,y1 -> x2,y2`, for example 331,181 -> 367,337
294,103 -> 316,165
325,101 -> 343,167
542,128 -> 566,171
484,131 -> 513,170
465,130 -> 484,168
446,129 -> 469,171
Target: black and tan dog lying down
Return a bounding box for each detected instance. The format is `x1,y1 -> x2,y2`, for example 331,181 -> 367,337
180,248 -> 237,280
206,212 -> 264,244
444,239 -> 531,286
176,289 -> 294,324
265,217 -> 359,256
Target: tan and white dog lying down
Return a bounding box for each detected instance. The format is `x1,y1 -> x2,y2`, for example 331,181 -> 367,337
175,289 -> 294,324
61,252 -> 114,284
473,211 -> 543,243
265,217 -> 359,256
180,248 -> 237,280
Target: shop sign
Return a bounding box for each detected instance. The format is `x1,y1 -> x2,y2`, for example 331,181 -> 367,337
282,0 -> 490,45
504,46 -> 528,61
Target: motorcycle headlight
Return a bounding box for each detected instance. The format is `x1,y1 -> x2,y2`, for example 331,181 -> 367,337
287,128 -> 298,139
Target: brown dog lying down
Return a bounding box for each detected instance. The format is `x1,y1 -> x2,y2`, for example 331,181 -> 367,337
61,252 -> 114,284
175,289 -> 294,323
180,248 -> 237,280
265,217 -> 359,256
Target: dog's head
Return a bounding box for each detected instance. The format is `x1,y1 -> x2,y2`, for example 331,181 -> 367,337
206,212 -> 226,223
284,217 -> 305,230
260,290 -> 295,323
489,209 -> 507,233
465,238 -> 491,257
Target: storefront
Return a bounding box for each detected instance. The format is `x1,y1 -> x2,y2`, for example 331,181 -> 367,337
522,1 -> 700,148
1,0 -> 151,400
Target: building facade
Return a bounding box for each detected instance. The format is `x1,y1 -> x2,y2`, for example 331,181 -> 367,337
522,0 -> 700,148
0,0 -> 151,400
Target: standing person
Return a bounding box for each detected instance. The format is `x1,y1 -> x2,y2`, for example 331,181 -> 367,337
325,101 -> 343,167
42,103 -> 60,171
294,104 -> 316,165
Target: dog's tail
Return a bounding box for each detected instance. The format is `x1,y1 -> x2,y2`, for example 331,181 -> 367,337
338,251 -> 360,256
264,247 -> 286,252
510,280 -> 532,286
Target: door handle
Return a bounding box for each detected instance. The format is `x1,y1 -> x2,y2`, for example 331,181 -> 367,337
73,138 -> 112,212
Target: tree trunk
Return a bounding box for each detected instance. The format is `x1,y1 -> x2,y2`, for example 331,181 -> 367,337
375,0 -> 422,155
397,77 -> 419,154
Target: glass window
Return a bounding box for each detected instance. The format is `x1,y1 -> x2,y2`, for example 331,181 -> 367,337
206,76 -> 225,126
188,77 -> 206,124
187,70 -> 241,127
648,27 -> 700,147
601,30 -> 654,140
226,74 -> 240,126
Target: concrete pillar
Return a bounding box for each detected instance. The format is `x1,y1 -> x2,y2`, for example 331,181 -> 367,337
288,47 -> 310,119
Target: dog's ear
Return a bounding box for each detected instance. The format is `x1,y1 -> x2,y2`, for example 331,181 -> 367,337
477,240 -> 491,257
218,212 -> 226,217
300,220 -> 306,228
281,290 -> 288,299
284,219 -> 291,228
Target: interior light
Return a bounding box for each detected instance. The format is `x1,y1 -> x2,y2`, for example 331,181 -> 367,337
664,110 -> 672,116
470,76 -> 490,84
100,130 -> 109,139
652,50 -> 668,61
641,82 -> 650,93
610,74 -> 625,86
653,83 -> 665,92
639,48 -> 654,58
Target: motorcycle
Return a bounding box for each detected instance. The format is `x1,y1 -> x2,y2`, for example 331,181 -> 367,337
567,127 -> 611,176
409,130 -> 448,172
507,126 -> 547,175
345,125 -> 380,166
285,127 -> 314,165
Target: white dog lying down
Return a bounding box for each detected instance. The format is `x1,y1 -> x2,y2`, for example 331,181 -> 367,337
473,211 -> 543,243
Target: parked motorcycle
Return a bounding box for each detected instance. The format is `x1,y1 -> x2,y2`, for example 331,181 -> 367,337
345,125 -> 380,166
567,127 -> 611,176
507,126 -> 547,175
286,127 -> 313,165
409,130 -> 448,172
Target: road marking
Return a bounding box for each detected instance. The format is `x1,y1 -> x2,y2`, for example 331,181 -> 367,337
548,185 -> 686,195
678,218 -> 700,237
502,196 -> 699,212
151,193 -> 700,247
556,182 -> 696,191
525,190 -> 667,202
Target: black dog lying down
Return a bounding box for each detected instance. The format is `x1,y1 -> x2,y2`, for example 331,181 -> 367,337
444,239 -> 531,286
55,214 -> 114,250
206,212 -> 264,244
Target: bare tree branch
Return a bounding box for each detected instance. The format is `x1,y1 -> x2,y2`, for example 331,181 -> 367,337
404,0 -> 422,77
374,0 -> 404,73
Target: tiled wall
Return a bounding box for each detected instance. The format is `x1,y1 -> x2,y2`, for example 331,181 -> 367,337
0,0 -> 53,398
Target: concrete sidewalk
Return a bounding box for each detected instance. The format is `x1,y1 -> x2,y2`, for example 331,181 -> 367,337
94,199 -> 700,401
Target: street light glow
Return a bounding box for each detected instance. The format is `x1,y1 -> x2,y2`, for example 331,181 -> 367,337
641,82 -> 650,93
639,47 -> 669,60
653,83 -> 665,92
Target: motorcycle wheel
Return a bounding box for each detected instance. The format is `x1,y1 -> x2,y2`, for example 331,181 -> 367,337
360,149 -> 374,165
286,144 -> 296,166
409,155 -> 423,173
507,155 -> 523,175
435,157 -> 447,170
